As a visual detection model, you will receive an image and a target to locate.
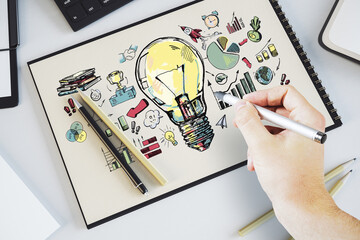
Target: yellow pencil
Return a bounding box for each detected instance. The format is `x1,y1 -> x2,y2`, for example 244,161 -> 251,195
77,90 -> 168,185
329,170 -> 352,197
238,158 -> 356,237
324,158 -> 356,182
288,170 -> 353,240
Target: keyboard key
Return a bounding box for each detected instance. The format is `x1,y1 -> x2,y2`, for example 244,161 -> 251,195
61,0 -> 79,7
67,3 -> 88,22
54,0 -> 133,31
82,0 -> 102,14
99,0 -> 114,6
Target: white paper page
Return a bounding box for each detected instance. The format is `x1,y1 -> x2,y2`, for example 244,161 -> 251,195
329,0 -> 360,55
0,154 -> 60,240
0,0 -> 12,97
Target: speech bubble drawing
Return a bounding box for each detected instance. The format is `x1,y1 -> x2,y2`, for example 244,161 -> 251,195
143,110 -> 162,129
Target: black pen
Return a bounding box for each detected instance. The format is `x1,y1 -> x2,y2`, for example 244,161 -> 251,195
71,96 -> 148,195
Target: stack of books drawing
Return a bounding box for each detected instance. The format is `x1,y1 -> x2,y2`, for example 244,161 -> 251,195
57,68 -> 101,96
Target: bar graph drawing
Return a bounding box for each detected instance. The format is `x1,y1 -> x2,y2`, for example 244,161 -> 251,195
211,71 -> 257,110
227,13 -> 244,34
102,146 -> 135,172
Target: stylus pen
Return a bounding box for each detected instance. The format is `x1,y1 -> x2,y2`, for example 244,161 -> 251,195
71,96 -> 148,195
214,92 -> 327,144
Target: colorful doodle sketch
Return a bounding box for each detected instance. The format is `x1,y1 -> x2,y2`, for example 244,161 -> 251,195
207,36 -> 240,70
119,45 -> 138,63
57,68 -> 101,96
135,37 -> 214,152
202,11 -> 220,29
160,126 -> 178,147
143,110 -> 162,129
226,12 -> 244,34
107,70 -> 136,107
255,66 -> 273,85
247,16 -> 262,42
90,89 -> 102,101
141,137 -> 162,159
66,121 -> 87,143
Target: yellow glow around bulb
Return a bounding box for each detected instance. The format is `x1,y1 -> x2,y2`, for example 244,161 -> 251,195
140,39 -> 204,122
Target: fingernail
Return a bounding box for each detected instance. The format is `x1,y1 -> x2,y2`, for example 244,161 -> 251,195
234,100 -> 247,111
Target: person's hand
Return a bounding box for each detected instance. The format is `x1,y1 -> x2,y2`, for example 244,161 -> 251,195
233,86 -> 337,236
233,85 -> 327,199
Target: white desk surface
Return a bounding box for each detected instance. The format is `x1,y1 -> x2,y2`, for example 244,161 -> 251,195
1,0 -> 359,239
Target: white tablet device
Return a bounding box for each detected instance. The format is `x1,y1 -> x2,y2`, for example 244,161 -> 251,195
319,0 -> 360,64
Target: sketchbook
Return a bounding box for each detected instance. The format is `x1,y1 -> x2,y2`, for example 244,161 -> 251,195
28,0 -> 342,228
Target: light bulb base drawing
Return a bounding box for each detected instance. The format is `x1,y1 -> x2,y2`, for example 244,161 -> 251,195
179,115 -> 214,152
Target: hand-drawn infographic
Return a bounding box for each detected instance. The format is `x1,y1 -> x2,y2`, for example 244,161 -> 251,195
210,71 -> 256,110
66,121 -> 87,143
216,115 -> 227,129
143,110 -> 162,129
119,45 -> 138,64
127,99 -> 149,118
280,73 -> 291,85
215,73 -> 228,85
179,26 -> 221,50
57,68 -> 101,96
141,137 -> 162,159
105,128 -> 112,137
102,146 -> 135,172
180,26 -> 203,43
255,66 -> 273,85
202,11 -> 220,29
130,121 -> 141,134
117,115 -> 129,131
247,16 -> 262,42
207,36 -> 240,70
64,98 -> 76,116
160,126 -> 178,147
255,40 -> 279,62
226,12 -> 244,34
135,37 -> 214,152
107,70 -> 136,107
90,89 -> 102,101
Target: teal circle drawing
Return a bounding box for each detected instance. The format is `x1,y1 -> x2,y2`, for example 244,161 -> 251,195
255,66 -> 273,85
70,121 -> 83,134
66,129 -> 78,142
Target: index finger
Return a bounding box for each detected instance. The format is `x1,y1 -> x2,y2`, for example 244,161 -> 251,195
243,86 -> 325,130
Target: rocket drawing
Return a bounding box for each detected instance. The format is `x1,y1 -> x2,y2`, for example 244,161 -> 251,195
180,26 -> 203,43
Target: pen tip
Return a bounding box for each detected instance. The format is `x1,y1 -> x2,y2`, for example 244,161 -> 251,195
214,92 -> 225,100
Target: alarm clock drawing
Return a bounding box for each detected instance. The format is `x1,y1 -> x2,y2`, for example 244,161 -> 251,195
202,11 -> 220,29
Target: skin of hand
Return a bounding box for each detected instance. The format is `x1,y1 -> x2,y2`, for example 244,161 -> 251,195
233,85 -> 360,240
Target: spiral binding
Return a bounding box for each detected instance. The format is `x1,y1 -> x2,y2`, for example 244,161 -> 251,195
270,0 -> 342,127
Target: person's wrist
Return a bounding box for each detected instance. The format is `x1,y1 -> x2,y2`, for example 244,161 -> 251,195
272,181 -> 337,225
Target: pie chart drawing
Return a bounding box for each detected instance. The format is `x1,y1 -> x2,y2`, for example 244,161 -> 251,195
206,36 -> 240,70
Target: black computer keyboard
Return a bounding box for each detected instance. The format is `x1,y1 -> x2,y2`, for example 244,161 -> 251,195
54,0 -> 133,31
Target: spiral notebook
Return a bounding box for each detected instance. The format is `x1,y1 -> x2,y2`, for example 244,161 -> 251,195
28,0 -> 342,229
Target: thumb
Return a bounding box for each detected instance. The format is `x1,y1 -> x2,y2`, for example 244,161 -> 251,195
233,100 -> 271,146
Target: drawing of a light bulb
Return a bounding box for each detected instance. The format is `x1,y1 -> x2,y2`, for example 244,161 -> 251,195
165,131 -> 178,146
135,37 -> 214,152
